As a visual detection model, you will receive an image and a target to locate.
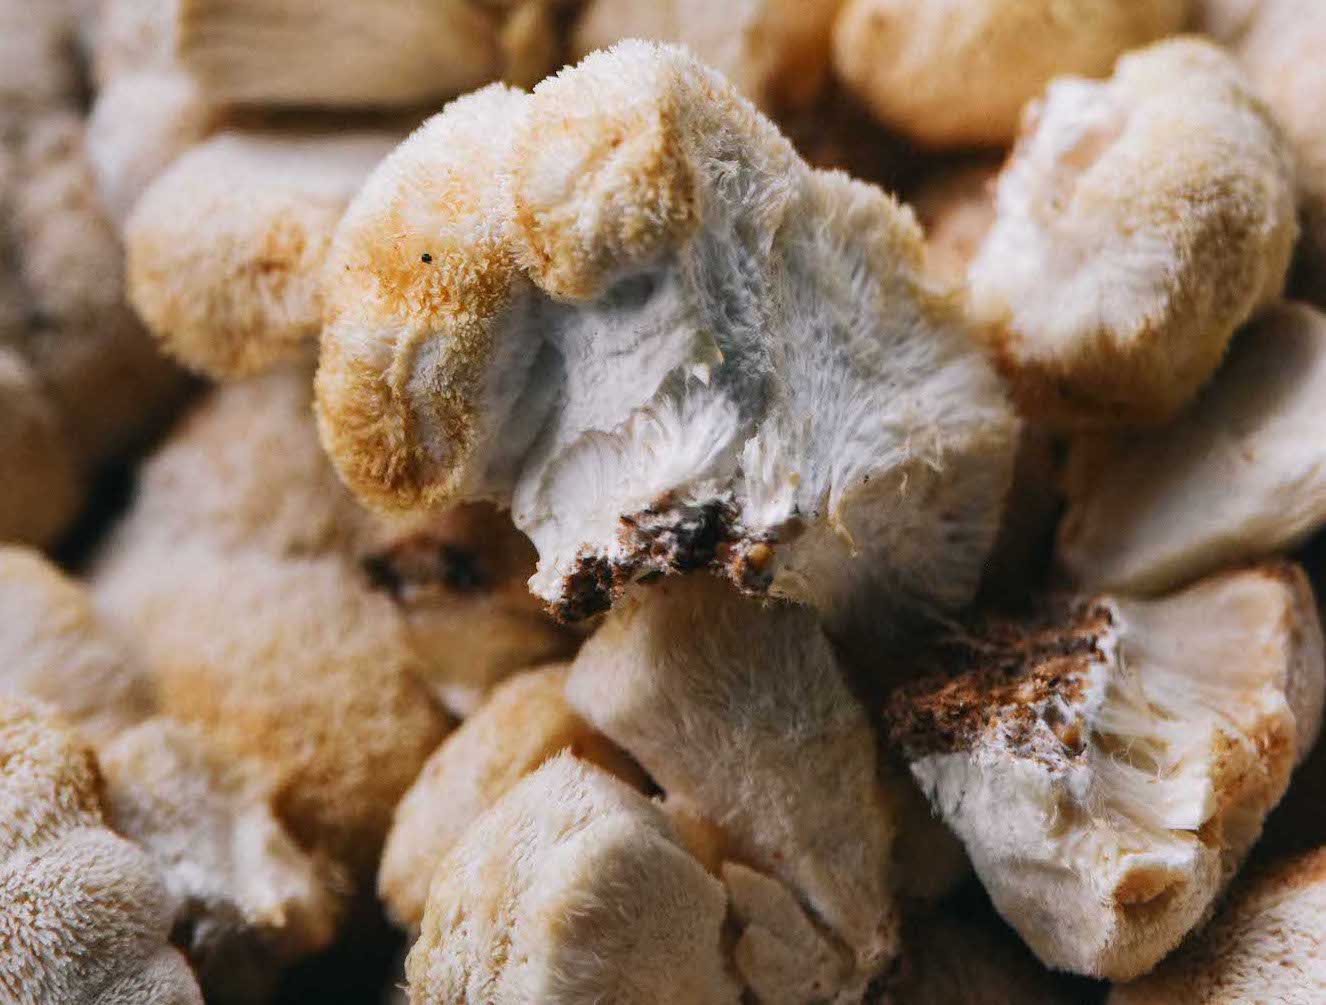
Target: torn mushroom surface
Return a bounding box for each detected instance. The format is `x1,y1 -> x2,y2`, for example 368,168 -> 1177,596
405,754 -> 739,1005
967,37 -> 1297,429
566,575 -> 898,981
887,562 -> 1326,980
1108,844 -> 1326,1004
315,42 -> 1017,638
126,129 -> 400,378
831,0 -> 1188,149
176,0 -> 566,109
1060,302 -> 1326,596
572,0 -> 841,114
0,697 -> 203,1005
379,662 -> 644,930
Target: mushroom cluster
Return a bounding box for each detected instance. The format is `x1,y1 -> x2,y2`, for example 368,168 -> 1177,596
4,1 -> 1326,1003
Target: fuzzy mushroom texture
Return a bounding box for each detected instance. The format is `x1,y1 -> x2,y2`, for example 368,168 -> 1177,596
126,129 -> 400,378
99,717 -> 339,1004
572,0 -> 842,114
379,663 -> 645,929
1108,844 -> 1326,1004
96,365 -> 571,711
176,0 -> 571,109
0,350 -> 82,547
1060,302 -> 1326,596
966,37 -> 1297,430
1234,0 -> 1326,306
315,42 -> 1017,636
87,0 -> 218,225
566,574 -> 898,985
0,697 -> 203,1005
0,546 -> 154,747
830,0 -> 1188,149
11,109 -> 188,466
406,753 -> 739,1005
887,561 -> 1326,980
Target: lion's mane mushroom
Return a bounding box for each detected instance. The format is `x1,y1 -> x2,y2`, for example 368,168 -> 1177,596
0,546 -> 154,747
887,562 -> 1326,980
316,41 -> 1017,638
0,547 -> 338,1001
88,0 -> 218,225
126,129 -> 401,377
966,37 -> 1297,429
406,753 -> 739,1005
1060,302 -> 1326,596
566,575 -> 898,987
1234,0 -> 1326,306
98,718 -> 339,1003
1109,844 -> 1326,1004
572,0 -> 841,114
176,0 -> 571,108
0,697 -> 203,1005
830,0 -> 1188,149
379,663 -> 644,929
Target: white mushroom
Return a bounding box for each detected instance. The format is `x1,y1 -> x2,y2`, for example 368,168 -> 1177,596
831,0 -> 1188,148
405,754 -> 739,1005
1059,302 -> 1326,595
967,37 -> 1297,428
887,562 -> 1326,979
379,663 -> 644,930
566,574 -> 898,985
315,42 -> 1017,640
126,129 -> 400,377
0,697 -> 203,1005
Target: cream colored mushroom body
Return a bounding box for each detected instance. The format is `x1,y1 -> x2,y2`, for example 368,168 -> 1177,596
316,42 -> 1017,638
831,0 -> 1188,148
567,575 -> 897,985
1109,845 -> 1326,1004
177,0 -> 568,108
126,129 -> 400,377
1060,302 -> 1326,595
0,697 -> 203,1005
405,754 -> 739,1005
1234,0 -> 1326,306
967,38 -> 1296,428
379,663 -> 643,929
572,0 -> 841,113
888,562 -> 1325,980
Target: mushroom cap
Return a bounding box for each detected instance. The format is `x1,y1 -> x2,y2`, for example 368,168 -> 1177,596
406,754 -> 739,1005
126,129 -> 399,378
967,37 -> 1297,429
1108,844 -> 1326,1004
831,0 -> 1188,148
572,0 -> 841,113
316,42 -> 1016,637
566,574 -> 898,978
889,561 -> 1326,979
379,663 -> 643,929
1059,302 -> 1326,595
0,697 -> 203,1005
0,546 -> 154,747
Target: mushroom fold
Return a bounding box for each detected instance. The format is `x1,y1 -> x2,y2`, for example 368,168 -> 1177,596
315,41 -> 1017,634
887,562 -> 1326,980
